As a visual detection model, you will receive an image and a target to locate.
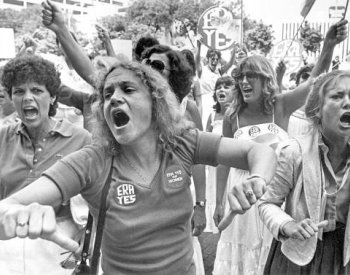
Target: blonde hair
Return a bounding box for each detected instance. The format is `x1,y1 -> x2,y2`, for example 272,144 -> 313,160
91,61 -> 193,155
305,70 -> 350,127
227,55 -> 278,120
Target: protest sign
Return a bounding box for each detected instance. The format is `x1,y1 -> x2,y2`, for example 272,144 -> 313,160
111,39 -> 133,61
269,39 -> 304,75
197,6 -> 241,51
0,28 -> 16,59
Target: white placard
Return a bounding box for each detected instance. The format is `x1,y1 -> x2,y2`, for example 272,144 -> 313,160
0,28 -> 16,59
111,39 -> 133,61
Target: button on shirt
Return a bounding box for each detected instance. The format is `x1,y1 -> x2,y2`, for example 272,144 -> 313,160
0,119 -> 91,199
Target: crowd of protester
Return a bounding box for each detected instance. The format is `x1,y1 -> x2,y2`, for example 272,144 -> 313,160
1,1 -> 350,274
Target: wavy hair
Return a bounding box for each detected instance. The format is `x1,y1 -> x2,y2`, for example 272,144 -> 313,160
227,55 -> 279,120
305,70 -> 350,127
1,54 -> 60,116
141,45 -> 192,102
92,61 -> 193,155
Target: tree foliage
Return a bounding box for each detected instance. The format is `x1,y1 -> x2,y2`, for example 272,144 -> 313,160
0,5 -> 42,35
244,21 -> 274,55
299,21 -> 324,53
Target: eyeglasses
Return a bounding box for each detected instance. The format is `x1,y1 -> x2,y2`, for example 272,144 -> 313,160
301,72 -> 311,80
236,72 -> 263,82
144,59 -> 170,73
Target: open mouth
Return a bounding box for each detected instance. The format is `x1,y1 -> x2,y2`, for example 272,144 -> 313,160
340,112 -> 350,127
218,94 -> 226,100
23,106 -> 38,119
112,109 -> 130,127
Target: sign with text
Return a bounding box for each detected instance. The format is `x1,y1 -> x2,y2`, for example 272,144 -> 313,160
0,28 -> 16,59
269,40 -> 304,75
197,6 -> 240,51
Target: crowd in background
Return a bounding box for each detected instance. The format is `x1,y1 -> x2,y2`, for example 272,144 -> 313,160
1,1 -> 350,275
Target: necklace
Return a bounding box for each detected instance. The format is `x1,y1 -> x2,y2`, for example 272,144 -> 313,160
122,153 -> 151,184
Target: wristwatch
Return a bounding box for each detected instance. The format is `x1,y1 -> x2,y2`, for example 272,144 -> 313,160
195,200 -> 206,207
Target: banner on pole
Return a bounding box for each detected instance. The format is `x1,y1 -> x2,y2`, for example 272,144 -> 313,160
197,6 -> 241,51
0,28 -> 16,59
300,0 -> 316,18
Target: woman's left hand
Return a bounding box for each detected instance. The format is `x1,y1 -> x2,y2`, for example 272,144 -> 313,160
191,206 -> 206,236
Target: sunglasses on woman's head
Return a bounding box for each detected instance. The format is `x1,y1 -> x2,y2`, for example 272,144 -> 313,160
144,59 -> 170,73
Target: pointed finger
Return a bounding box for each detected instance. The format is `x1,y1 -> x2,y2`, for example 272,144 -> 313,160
316,220 -> 328,229
44,230 -> 79,252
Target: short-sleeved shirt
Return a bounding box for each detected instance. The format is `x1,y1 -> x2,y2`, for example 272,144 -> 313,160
0,119 -> 91,199
44,129 -> 221,274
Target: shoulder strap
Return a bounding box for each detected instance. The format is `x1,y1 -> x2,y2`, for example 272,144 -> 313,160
78,156 -> 114,275
90,156 -> 114,274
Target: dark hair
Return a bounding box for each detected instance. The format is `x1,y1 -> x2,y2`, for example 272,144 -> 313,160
296,64 -> 314,86
134,36 -> 160,62
1,54 -> 60,116
213,76 -> 236,113
206,48 -> 221,60
142,45 -> 192,102
181,49 -> 196,77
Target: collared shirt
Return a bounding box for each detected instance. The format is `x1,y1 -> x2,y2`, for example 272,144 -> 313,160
319,135 -> 350,231
0,119 -> 91,199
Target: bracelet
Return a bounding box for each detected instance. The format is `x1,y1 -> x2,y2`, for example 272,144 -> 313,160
246,174 -> 267,184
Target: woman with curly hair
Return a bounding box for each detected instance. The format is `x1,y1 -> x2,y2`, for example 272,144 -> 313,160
0,60 -> 277,274
260,70 -> 350,274
213,19 -> 348,275
0,54 -> 91,274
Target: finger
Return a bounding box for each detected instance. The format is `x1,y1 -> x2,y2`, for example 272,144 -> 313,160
44,230 -> 79,253
28,203 -> 44,239
42,9 -> 52,17
16,210 -> 29,238
228,189 -> 250,213
41,0 -> 50,10
249,179 -> 266,199
42,206 -> 56,233
299,228 -> 311,239
218,210 -> 236,231
42,15 -> 53,22
293,232 -> 305,241
301,223 -> 316,236
316,220 -> 328,229
3,212 -> 17,239
244,189 -> 257,205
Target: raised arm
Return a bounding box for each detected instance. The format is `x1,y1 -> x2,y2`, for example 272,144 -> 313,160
278,19 -> 348,117
195,39 -> 203,78
96,24 -> 117,58
41,0 -> 96,86
220,46 -> 236,75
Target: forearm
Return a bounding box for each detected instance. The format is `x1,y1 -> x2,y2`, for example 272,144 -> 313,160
192,164 -> 206,201
58,85 -> 85,111
216,164 -> 230,206
104,40 -> 117,57
55,26 -> 96,86
311,41 -> 335,77
247,144 -> 276,183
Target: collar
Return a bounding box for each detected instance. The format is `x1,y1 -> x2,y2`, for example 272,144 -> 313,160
15,119 -> 74,138
318,131 -> 350,167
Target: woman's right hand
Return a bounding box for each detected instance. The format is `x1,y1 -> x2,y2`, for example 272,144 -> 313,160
281,218 -> 328,240
0,201 -> 79,252
41,0 -> 66,33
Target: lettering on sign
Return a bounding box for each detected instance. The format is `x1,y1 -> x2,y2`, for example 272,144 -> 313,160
197,6 -> 241,51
